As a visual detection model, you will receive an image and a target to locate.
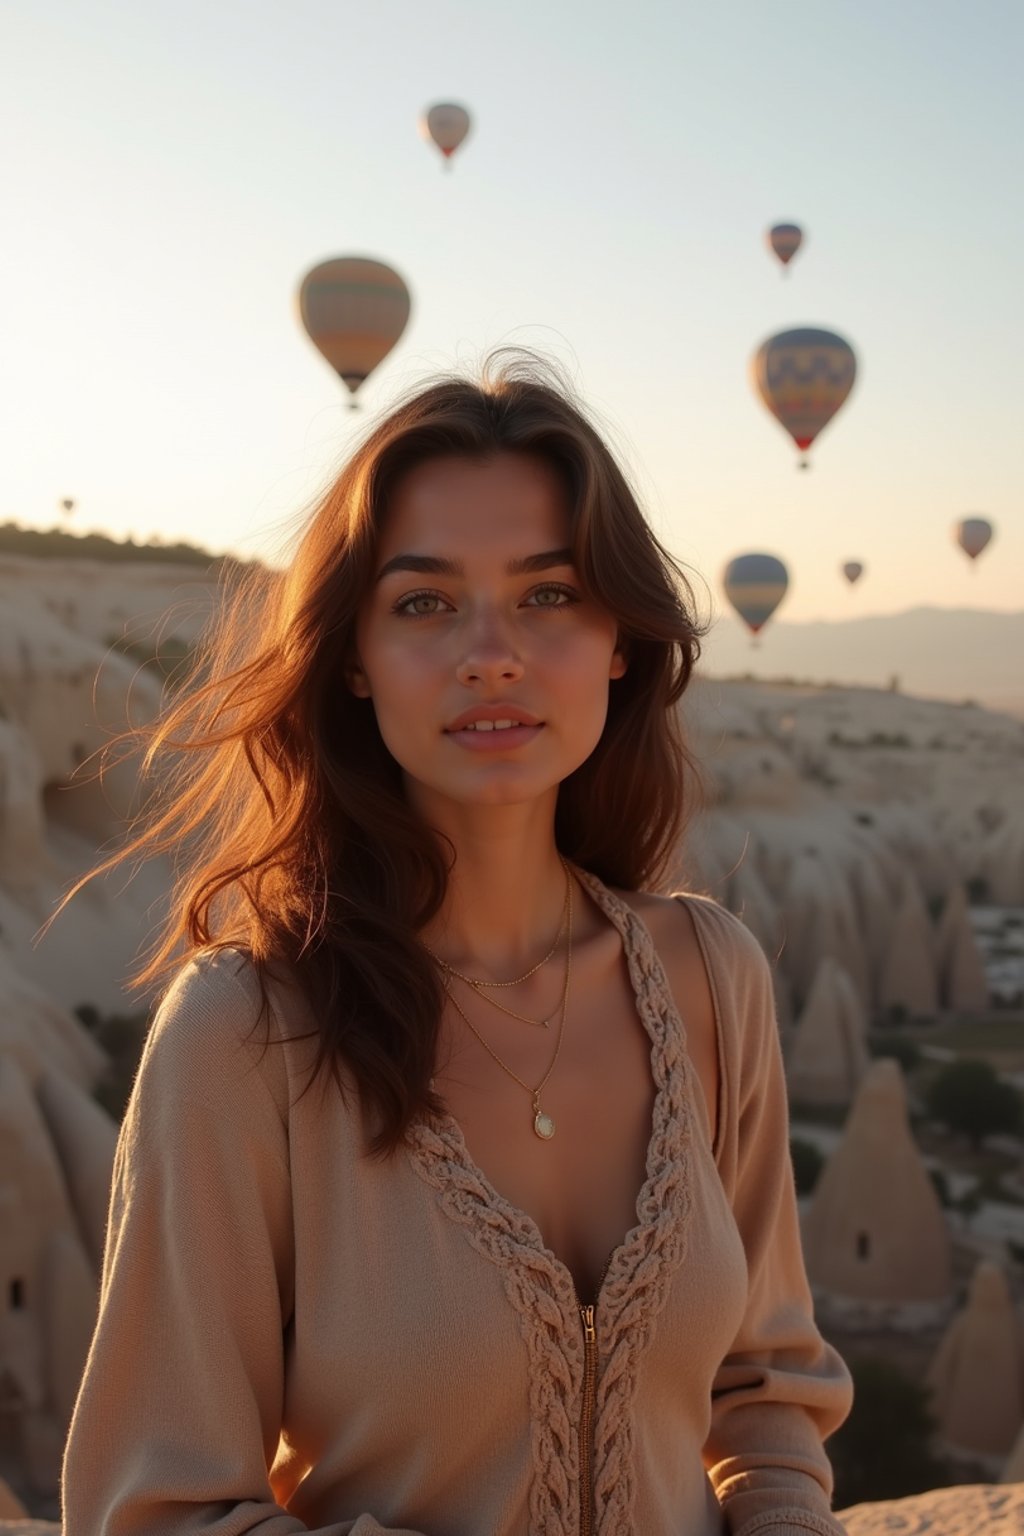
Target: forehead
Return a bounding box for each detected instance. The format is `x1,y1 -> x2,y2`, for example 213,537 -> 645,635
377,451 -> 571,561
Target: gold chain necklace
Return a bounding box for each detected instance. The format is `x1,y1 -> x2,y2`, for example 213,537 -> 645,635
424,856 -> 570,989
442,875 -> 573,1140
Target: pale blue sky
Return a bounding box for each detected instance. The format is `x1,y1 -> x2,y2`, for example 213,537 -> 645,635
2,0 -> 1021,622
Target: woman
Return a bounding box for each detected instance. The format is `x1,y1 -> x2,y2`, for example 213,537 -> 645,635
59,352 -> 853,1536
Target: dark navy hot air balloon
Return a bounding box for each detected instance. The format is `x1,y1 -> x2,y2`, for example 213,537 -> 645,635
723,553 -> 789,646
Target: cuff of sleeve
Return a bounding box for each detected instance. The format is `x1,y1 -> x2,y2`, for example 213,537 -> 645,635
730,1507 -> 851,1536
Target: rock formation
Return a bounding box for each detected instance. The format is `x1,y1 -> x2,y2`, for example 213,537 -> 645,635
802,1059 -> 953,1312
935,884 -> 990,1011
926,1260 -> 1024,1465
786,957 -> 868,1107
877,874 -> 940,1017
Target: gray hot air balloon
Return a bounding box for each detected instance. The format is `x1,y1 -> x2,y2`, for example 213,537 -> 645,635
954,517 -> 994,563
767,222 -> 803,272
420,103 -> 471,168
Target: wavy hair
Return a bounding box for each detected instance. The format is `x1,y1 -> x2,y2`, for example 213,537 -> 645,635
46,351 -> 710,1157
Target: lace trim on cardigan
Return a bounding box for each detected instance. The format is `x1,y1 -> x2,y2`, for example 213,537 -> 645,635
403,865 -> 698,1536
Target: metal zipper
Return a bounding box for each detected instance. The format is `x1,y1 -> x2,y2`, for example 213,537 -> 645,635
576,1250 -> 615,1536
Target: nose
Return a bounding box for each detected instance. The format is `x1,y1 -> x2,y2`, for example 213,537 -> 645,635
454,608 -> 525,687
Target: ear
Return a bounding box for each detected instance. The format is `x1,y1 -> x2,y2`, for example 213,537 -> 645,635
609,637 -> 628,680
346,656 -> 372,699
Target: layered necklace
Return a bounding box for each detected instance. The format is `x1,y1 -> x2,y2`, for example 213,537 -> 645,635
425,857 -> 573,1140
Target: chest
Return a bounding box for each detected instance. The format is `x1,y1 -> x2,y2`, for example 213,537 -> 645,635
433,946 -> 659,1303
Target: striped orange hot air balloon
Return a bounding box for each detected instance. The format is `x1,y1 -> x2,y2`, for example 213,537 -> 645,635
298,257 -> 411,407
751,326 -> 857,468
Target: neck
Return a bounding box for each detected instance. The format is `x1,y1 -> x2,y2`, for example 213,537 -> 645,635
420,838 -> 572,981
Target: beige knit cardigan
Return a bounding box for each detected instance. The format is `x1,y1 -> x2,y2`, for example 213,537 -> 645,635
61,868 -> 853,1536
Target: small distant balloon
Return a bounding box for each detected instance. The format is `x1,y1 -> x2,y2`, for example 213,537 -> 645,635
842,561 -> 864,585
954,516 -> 994,563
59,497 -> 75,516
751,326 -> 857,468
420,103 -> 471,166
297,257 -> 411,407
767,223 -> 803,272
723,553 -> 789,643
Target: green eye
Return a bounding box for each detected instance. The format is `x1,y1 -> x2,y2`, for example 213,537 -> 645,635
527,583 -> 579,608
393,589 -> 452,618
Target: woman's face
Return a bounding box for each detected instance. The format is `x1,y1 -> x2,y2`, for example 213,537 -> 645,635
350,451 -> 626,815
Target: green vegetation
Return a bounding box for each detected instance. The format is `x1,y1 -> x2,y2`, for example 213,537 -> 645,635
0,519 -> 245,568
924,1058 -> 1022,1148
925,1018 -> 1024,1051
927,1167 -> 952,1207
790,1137 -> 825,1195
866,1031 -> 922,1072
74,1002 -> 149,1121
828,1356 -> 953,1507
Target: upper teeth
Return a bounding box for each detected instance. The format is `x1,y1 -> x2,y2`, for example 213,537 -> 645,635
464,719 -> 520,731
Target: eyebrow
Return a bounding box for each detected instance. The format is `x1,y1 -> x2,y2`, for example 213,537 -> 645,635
374,547 -> 576,584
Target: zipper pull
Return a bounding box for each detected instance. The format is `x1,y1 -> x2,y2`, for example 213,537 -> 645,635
579,1303 -> 596,1343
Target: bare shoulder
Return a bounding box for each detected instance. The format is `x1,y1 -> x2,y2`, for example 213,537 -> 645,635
610,888 -> 720,1148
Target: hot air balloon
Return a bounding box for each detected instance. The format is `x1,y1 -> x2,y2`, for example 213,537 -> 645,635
723,553 -> 789,646
767,223 -> 803,272
751,326 -> 857,468
842,561 -> 864,585
421,103 -> 471,167
59,497 -> 75,516
955,516 -> 994,563
298,257 -> 411,407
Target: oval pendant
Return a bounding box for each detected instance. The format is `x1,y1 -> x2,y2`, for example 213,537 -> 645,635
534,1109 -> 556,1140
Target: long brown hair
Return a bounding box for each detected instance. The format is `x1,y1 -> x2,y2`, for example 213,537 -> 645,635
45,350 -> 709,1157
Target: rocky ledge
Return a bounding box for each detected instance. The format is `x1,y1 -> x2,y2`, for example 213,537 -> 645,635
2,1482 -> 1023,1535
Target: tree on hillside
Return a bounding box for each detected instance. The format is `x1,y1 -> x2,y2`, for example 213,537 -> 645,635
924,1058 -> 1022,1148
790,1138 -> 825,1195
828,1356 -> 952,1508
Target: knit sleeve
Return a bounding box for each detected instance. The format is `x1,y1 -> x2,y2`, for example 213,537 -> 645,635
60,951 -> 427,1536
693,904 -> 854,1536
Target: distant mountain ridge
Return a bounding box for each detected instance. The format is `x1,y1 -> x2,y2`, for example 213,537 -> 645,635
701,606 -> 1024,720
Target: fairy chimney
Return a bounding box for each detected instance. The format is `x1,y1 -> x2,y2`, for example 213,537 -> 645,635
926,1260 -> 1024,1463
878,875 -> 939,1016
935,884 -> 989,1012
786,957 -> 868,1108
802,1058 -> 952,1304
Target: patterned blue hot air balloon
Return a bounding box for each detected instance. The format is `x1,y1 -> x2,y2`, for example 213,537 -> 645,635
723,553 -> 789,639
751,327 -> 857,468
